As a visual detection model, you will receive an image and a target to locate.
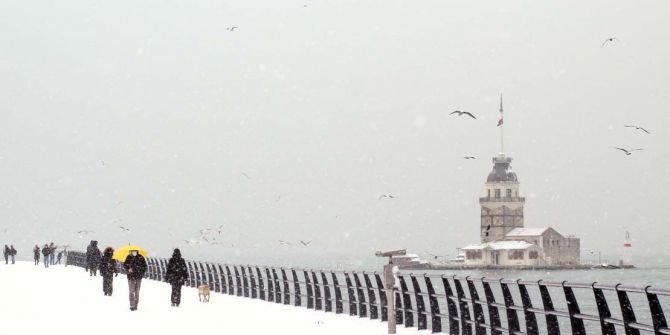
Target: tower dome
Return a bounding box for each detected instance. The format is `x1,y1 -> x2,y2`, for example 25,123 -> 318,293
486,155 -> 518,183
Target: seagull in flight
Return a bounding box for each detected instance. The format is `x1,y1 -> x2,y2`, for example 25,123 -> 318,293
602,37 -> 619,47
199,228 -> 212,236
624,125 -> 650,134
227,26 -> 239,31
463,156 -> 476,160
614,147 -> 643,155
449,110 -> 476,119
217,225 -> 224,235
299,240 -> 311,246
379,194 -> 395,200
279,240 -> 292,246
77,230 -> 93,235
241,172 -> 251,179
119,226 -> 131,232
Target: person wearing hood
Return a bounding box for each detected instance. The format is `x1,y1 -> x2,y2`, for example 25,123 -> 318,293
98,247 -> 118,296
87,241 -> 102,276
123,249 -> 147,311
164,248 -> 188,307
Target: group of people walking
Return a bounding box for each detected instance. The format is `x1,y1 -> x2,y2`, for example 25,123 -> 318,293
33,243 -> 62,267
3,245 -> 17,264
84,240 -> 188,311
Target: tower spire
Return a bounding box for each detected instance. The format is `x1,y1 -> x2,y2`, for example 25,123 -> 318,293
498,94 -> 504,155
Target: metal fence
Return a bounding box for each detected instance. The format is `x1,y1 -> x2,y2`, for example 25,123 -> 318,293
66,251 -> 670,335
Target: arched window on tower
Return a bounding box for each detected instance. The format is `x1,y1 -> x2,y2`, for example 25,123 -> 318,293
495,189 -> 501,198
506,189 -> 512,198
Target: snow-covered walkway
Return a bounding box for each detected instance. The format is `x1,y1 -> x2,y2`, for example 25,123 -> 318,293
0,262 -> 428,334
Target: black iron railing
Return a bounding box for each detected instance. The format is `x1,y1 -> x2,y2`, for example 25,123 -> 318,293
66,251 -> 670,335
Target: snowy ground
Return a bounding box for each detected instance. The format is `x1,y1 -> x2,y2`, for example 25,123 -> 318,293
0,262 -> 428,334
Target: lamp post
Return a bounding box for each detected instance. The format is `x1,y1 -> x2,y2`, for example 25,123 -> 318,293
375,249 -> 406,334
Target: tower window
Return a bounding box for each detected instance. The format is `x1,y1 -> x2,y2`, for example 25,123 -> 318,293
487,189 -> 491,198
506,189 -> 512,198
494,189 -> 501,198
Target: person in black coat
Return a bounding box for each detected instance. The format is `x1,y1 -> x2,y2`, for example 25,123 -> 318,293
165,248 -> 189,307
41,244 -> 50,268
87,241 -> 101,276
123,250 -> 147,311
99,247 -> 118,296
33,245 -> 40,265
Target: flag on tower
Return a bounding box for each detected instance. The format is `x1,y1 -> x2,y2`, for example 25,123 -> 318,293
497,94 -> 504,127
497,117 -> 503,127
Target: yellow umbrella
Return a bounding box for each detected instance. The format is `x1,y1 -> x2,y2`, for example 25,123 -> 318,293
112,245 -> 148,262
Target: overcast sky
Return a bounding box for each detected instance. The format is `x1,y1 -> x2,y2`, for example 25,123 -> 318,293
1,1 -> 669,268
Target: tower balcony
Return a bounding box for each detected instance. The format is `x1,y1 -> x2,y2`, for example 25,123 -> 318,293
479,196 -> 525,203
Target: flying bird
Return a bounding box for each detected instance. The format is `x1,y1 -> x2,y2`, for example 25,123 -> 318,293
299,240 -> 311,246
241,172 -> 251,179
602,37 -> 619,47
217,225 -> 224,235
614,147 -> 643,155
279,240 -> 292,246
119,226 -> 131,232
449,110 -> 476,119
425,252 -> 447,260
624,125 -> 650,134
379,194 -> 395,200
227,26 -> 239,31
463,156 -> 476,160
199,228 -> 212,236
77,230 -> 93,234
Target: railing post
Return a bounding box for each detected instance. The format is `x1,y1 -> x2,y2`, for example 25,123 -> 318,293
466,277 -> 486,335
454,277 -> 472,335
593,283 -> 617,335
265,268 -> 274,302
304,270 -> 313,309
484,279 -> 503,335
332,272 -> 344,314
354,272 -> 368,318
375,273 -> 388,321
241,266 -> 249,297
425,275 -> 441,333
321,272 -> 332,312
292,269 -> 301,307
646,286 -> 668,335
563,281 -> 586,335
364,273 -> 378,320
518,280 -> 539,335
399,275 -> 413,327
538,280 -> 561,335
616,284 -> 641,335
410,274 -> 427,330
249,266 -> 257,299
344,272 -> 357,316
225,265 -> 234,295
281,268 -> 290,305
312,271 -> 323,310
272,268 -> 282,303
205,264 -> 214,289
187,262 -> 196,287
256,267 -> 265,300
238,265 -> 242,297
499,279 -> 518,335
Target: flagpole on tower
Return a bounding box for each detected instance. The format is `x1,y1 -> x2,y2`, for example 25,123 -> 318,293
499,94 -> 504,155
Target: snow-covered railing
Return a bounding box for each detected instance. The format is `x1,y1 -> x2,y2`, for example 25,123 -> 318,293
66,251 -> 670,334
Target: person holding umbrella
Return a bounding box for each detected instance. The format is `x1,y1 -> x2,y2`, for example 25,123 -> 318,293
118,246 -> 147,311
165,248 -> 188,307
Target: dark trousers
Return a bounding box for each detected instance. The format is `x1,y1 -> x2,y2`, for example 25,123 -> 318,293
103,275 -> 114,295
34,257 -> 39,265
171,284 -> 182,305
128,278 -> 142,309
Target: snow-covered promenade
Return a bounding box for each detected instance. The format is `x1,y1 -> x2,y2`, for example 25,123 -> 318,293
0,262 -> 426,334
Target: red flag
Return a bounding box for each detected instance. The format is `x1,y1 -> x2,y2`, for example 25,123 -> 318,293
497,117 -> 503,127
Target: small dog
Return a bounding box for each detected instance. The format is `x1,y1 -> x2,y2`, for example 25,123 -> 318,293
198,284 -> 211,302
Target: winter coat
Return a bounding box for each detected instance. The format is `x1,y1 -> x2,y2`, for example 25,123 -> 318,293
99,253 -> 118,277
42,246 -> 50,256
3,246 -> 9,257
33,247 -> 40,259
10,247 -> 16,256
123,254 -> 147,280
165,250 -> 188,286
87,246 -> 102,268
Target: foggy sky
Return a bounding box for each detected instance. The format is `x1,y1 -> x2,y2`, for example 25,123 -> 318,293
1,0 -> 669,269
